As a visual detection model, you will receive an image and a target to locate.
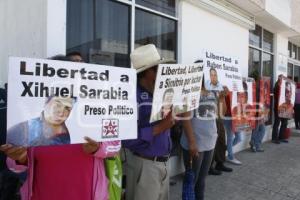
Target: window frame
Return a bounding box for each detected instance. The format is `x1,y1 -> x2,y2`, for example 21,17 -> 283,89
112,0 -> 178,62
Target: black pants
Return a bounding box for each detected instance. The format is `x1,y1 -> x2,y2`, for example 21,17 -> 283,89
182,149 -> 214,200
294,104 -> 300,128
213,119 -> 226,165
272,113 -> 288,141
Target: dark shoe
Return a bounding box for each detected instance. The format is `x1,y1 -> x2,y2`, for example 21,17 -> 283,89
272,140 -> 280,144
208,168 -> 222,176
280,139 -> 289,143
215,164 -> 233,172
249,142 -> 256,152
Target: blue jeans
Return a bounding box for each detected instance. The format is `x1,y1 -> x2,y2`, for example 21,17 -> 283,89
223,119 -> 241,160
251,123 -> 265,149
182,148 -> 214,200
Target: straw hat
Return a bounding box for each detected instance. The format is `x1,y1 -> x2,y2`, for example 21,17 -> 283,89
130,44 -> 175,73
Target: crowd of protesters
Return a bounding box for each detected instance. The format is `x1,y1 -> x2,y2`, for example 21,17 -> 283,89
0,44 -> 296,200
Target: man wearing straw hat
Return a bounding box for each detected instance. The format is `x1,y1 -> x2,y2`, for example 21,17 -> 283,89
123,44 -> 197,200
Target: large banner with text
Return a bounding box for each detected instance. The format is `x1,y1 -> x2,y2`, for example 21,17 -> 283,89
7,57 -> 137,147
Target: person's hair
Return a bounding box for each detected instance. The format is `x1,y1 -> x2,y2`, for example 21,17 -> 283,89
50,55 -> 71,61
137,65 -> 158,81
66,51 -> 82,58
162,88 -> 174,100
194,59 -> 203,64
209,67 -> 217,74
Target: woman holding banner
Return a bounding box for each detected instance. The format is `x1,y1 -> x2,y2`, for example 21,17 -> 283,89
0,55 -> 121,200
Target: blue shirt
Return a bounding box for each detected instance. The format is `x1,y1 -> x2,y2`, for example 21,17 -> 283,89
122,85 -> 171,157
7,114 -> 70,147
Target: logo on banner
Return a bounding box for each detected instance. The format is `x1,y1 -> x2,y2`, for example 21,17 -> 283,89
102,119 -> 119,138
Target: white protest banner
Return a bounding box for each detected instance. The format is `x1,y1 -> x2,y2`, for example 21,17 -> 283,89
203,51 -> 243,92
7,57 -> 137,147
278,77 -> 295,119
150,63 -> 204,123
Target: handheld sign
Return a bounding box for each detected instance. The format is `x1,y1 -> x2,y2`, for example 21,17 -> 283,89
150,63 -> 204,123
7,57 -> 137,147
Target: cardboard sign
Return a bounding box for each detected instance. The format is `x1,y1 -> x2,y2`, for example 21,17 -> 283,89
203,51 -> 243,92
259,77 -> 271,122
278,77 -> 295,118
231,77 -> 256,132
7,57 -> 137,147
150,63 -> 204,123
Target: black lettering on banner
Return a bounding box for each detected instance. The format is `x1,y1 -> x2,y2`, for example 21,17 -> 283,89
120,75 -> 129,82
21,81 -> 34,96
20,61 -> 34,75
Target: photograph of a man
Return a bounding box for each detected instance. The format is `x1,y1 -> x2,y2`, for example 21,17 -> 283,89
278,81 -> 294,118
7,96 -> 75,147
232,81 -> 254,131
152,88 -> 174,121
205,67 -> 223,91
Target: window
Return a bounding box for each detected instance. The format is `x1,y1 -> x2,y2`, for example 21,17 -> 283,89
136,0 -> 176,16
248,48 -> 261,77
288,42 -> 292,58
248,25 -> 274,124
249,25 -> 262,48
263,29 -> 273,52
292,44 -> 297,59
298,47 -> 300,61
67,0 -> 177,67
135,9 -> 177,60
67,0 -> 130,67
288,63 -> 293,79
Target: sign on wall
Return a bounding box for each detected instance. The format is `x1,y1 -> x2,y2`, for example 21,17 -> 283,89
150,63 -> 204,123
7,57 -> 137,147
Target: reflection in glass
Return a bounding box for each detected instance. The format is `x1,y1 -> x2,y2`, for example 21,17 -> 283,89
262,53 -> 273,77
292,44 -> 297,59
135,9 -> 177,60
67,0 -> 130,67
262,53 -> 273,125
288,42 -> 292,58
248,48 -> 261,77
263,29 -> 273,52
288,63 -> 294,79
294,65 -> 300,83
249,25 -> 261,48
136,0 -> 176,16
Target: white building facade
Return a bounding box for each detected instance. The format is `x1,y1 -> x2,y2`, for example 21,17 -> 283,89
1,0 -> 300,175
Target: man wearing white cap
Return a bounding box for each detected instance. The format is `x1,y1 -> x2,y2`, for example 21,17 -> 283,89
123,44 -> 198,200
6,95 -> 75,146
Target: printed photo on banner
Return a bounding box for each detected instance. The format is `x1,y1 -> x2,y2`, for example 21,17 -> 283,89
150,63 -> 204,123
278,77 -> 295,119
7,57 -> 138,147
259,77 -> 271,122
202,50 -> 243,92
231,78 -> 256,132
